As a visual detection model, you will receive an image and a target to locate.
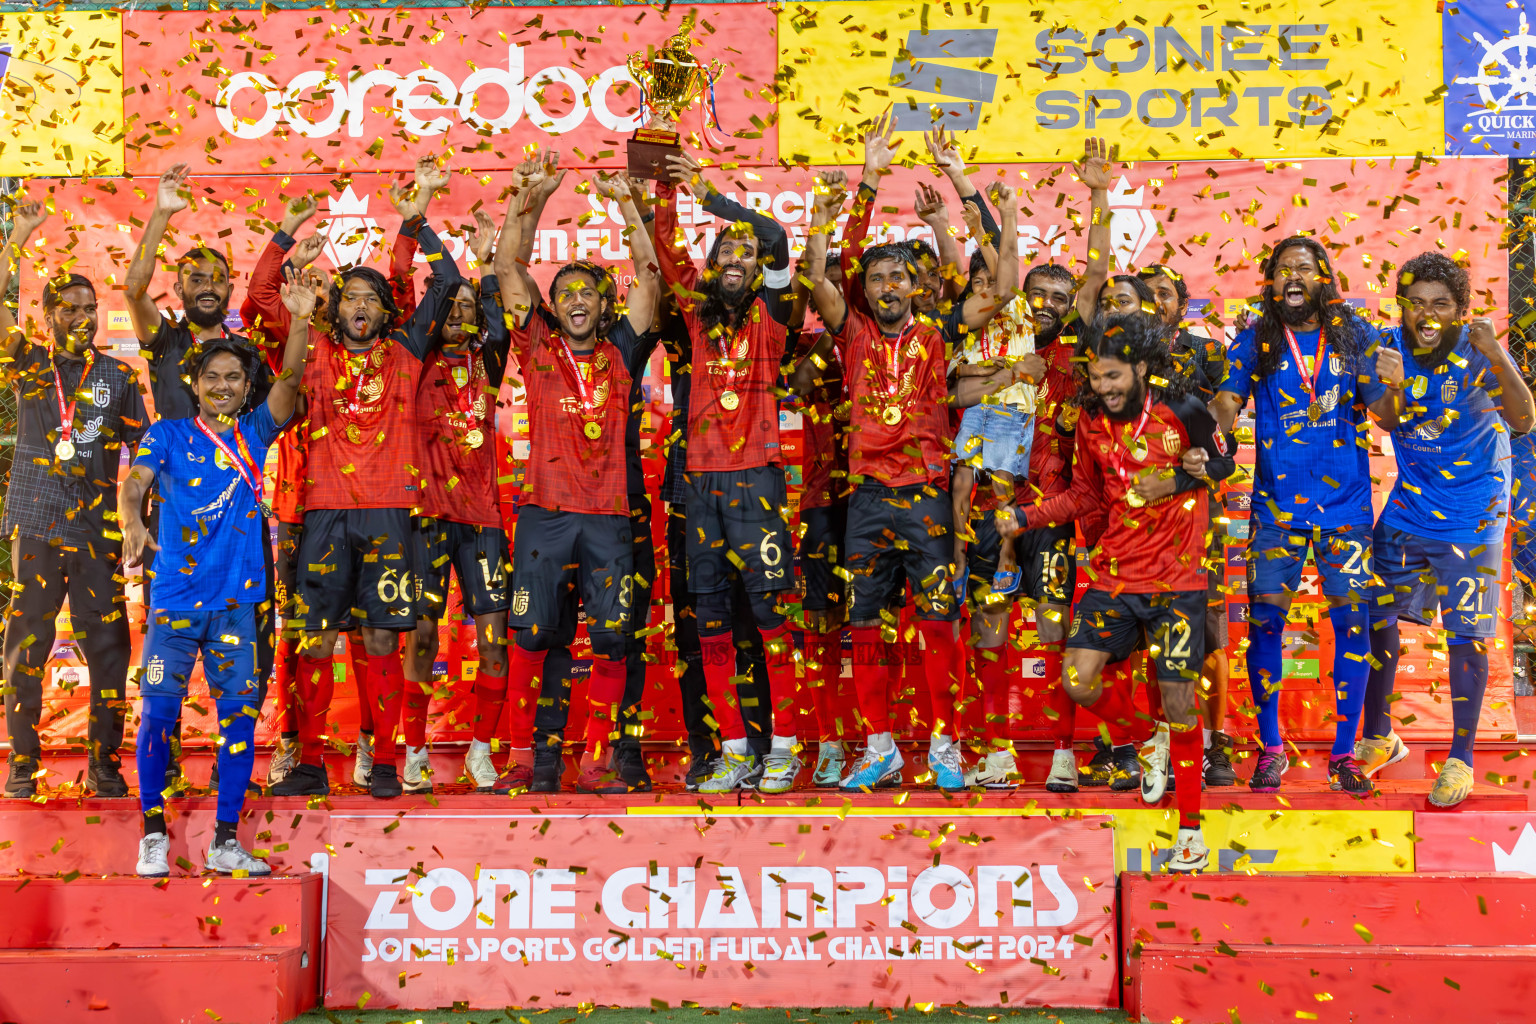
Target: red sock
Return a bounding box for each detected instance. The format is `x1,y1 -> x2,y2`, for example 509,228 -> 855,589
274,635 -> 300,735
1036,644 -> 1074,749
1171,725 -> 1203,829
976,645 -> 1013,747
809,629 -> 849,742
583,655 -> 628,756
764,624 -> 809,738
849,626 -> 891,735
472,666 -> 508,744
367,652 -> 405,768
296,653 -> 334,765
505,646 -> 547,749
1085,665 -> 1155,746
699,632 -> 746,741
348,635 -> 374,734
403,678 -> 430,748
917,620 -> 963,739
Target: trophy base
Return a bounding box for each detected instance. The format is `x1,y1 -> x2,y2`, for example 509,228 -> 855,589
628,127 -> 681,181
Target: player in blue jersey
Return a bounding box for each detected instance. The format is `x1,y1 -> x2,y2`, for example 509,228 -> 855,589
1358,253 -> 1533,806
1210,236 -> 1405,794
122,267 -> 317,877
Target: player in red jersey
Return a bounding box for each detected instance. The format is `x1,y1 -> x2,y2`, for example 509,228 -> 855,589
270,159 -> 464,799
654,159 -> 807,794
1000,312 -> 1236,871
493,165 -> 659,793
803,167 -> 1020,791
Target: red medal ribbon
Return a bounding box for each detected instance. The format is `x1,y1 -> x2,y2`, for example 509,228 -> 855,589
51,348 -> 95,446
555,334 -> 598,416
881,320 -> 918,401
194,416 -> 264,510
1282,324 -> 1327,404
1100,391 -> 1154,490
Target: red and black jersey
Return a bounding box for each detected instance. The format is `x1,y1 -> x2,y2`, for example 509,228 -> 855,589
655,182 -> 788,473
832,308 -> 953,489
510,305 -> 637,517
1021,389 -> 1231,594
796,333 -> 847,510
1028,337 -> 1079,500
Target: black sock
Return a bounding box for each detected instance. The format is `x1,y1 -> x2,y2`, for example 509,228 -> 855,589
214,820 -> 238,847
281,731 -> 299,741
144,812 -> 168,837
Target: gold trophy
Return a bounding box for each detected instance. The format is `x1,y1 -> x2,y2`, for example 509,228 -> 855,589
626,14 -> 723,180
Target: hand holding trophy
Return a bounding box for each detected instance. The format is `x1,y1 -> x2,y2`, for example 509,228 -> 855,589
626,13 -> 724,180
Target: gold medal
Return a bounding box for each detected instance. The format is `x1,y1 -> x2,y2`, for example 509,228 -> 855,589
464,428 -> 485,449
1125,489 -> 1147,509
54,439 -> 75,461
720,389 -> 740,411
880,405 -> 902,426
1307,402 -> 1322,422
346,424 -> 363,443
583,421 -> 603,440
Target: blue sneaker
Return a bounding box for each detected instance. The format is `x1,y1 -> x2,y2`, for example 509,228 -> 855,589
927,744 -> 965,791
839,745 -> 904,791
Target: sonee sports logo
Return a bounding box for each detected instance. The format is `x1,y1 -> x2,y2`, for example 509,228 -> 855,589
888,30 -> 998,132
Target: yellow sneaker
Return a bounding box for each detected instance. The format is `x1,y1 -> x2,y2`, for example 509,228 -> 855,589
1356,731 -> 1410,777
1429,757 -> 1474,808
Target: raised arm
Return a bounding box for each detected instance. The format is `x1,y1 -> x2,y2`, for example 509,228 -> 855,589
926,128 -> 1000,299
961,201 -> 998,278
123,164 -> 190,347
1074,137 -> 1114,327
515,147 -> 567,278
959,183 -> 1019,331
269,266 -> 319,427
653,179 -> 702,309
0,200 -> 47,359
913,182 -> 964,299
804,171 -> 851,337
1470,317 -> 1536,433
1367,339 -> 1406,431
242,195 -> 320,369
493,183 -> 537,331
593,171 -> 660,338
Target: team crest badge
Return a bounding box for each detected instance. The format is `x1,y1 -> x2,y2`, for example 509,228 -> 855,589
1442,377 -> 1459,405
1411,376 -> 1429,400
214,448 -> 232,470
512,589 -> 530,616
451,365 -> 469,389
92,382 -> 110,407
144,658 -> 163,687
1329,354 -> 1344,376
1161,428 -> 1181,454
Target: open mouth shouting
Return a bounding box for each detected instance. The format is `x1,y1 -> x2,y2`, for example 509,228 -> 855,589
1281,281 -> 1310,309
720,265 -> 747,290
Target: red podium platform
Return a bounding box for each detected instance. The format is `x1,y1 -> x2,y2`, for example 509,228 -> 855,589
0,873 -> 322,1024
1121,872 -> 1536,1023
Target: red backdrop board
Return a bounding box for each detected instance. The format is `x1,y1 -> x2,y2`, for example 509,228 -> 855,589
1412,812 -> 1536,874
320,811 -> 1117,1009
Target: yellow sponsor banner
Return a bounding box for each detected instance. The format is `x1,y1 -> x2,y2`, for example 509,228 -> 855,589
1113,808 -> 1415,873
0,10 -> 123,176
778,0 -> 1443,163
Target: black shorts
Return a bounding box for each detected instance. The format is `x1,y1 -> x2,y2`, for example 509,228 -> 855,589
798,502 -> 847,612
968,510 -> 1075,609
508,504 -> 635,635
414,518 -> 510,619
683,467 -> 793,596
1205,502 -> 1229,656
1067,588 -> 1207,682
845,482 -> 958,622
628,494 -> 657,640
294,508 -> 419,632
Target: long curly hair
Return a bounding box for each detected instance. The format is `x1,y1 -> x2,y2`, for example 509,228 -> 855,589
1253,236 -> 1361,378
1072,311 -> 1190,418
698,222 -> 762,348
327,267 -> 402,343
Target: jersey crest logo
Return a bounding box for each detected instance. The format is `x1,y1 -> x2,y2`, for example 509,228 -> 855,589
91,382 -> 110,407
1160,428 -> 1180,455
1411,375 -> 1429,400
1318,386 -> 1340,413
1442,377 -> 1459,405
144,657 -> 164,687
214,448 -> 232,471
512,588 -> 530,616
1328,354 -> 1344,377
73,415 -> 104,445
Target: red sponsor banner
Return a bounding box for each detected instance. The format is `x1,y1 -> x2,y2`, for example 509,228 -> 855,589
322,812 -> 1117,1009
120,5 -> 778,177
1413,812 -> 1536,874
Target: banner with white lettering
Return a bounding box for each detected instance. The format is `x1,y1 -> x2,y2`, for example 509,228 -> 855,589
322,811 -> 1116,1009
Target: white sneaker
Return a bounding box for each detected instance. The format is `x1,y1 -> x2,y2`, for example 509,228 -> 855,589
266,736 -> 298,787
758,750 -> 803,794
464,740 -> 497,792
965,749 -> 1020,789
697,750 -> 760,793
1166,826 -> 1209,873
402,745 -> 433,794
1140,724 -> 1170,804
136,833 -> 170,878
352,732 -> 374,788
204,837 -> 272,876
1045,748 -> 1079,793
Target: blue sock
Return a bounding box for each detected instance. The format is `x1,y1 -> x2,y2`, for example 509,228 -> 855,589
1246,602 -> 1286,749
215,698 -> 258,828
1448,640 -> 1489,768
1329,604 -> 1372,757
1363,618 -> 1400,741
136,694 -> 181,833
